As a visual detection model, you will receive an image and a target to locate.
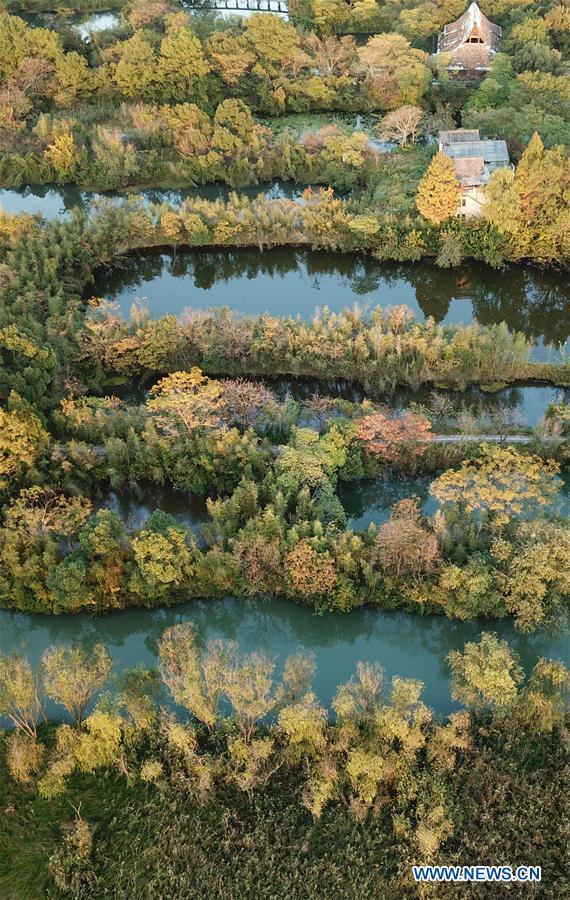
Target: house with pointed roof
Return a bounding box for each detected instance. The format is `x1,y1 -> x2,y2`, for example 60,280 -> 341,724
439,129 -> 510,217
436,2 -> 501,77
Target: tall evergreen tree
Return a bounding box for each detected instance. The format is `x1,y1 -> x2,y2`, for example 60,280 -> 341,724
416,152 -> 461,225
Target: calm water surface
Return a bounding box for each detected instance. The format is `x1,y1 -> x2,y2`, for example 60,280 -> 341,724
266,376 -> 568,427
338,474 -> 570,531
18,10 -> 120,35
0,182 -> 312,218
91,247 -> 569,361
1,598 -> 568,720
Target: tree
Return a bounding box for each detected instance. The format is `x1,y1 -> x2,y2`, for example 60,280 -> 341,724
158,623 -> 236,733
224,649 -> 313,743
491,521 -> 570,632
377,499 -> 440,581
114,33 -> 157,100
484,133 -> 570,265
147,368 -> 224,434
42,644 -> 112,729
357,34 -> 429,109
220,379 -> 275,430
207,31 -> 255,85
448,632 -> 524,713
430,446 -> 561,532
416,152 -> 461,224
377,106 -> 425,147
284,540 -> 338,598
0,654 -> 43,737
355,412 -> 433,465
157,25 -> 211,102
130,513 -> 194,603
43,132 -> 81,183
333,661 -> 383,725
245,14 -> 302,77
0,398 -> 50,490
278,692 -> 327,758
54,52 -> 91,107
212,99 -> 263,156
518,659 -> 570,735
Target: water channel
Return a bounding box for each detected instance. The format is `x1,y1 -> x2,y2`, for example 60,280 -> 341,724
0,182 -> 309,219
3,186 -> 568,357
91,247 -> 569,361
1,473 -> 568,722
1,598 -> 568,721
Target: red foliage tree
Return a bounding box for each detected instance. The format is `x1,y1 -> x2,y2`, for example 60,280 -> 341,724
355,412 -> 433,464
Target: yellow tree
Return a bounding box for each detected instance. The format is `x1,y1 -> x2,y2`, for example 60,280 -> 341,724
0,400 -> 50,490
416,152 -> 461,224
43,132 -> 81,182
430,446 -> 561,532
146,368 -> 224,434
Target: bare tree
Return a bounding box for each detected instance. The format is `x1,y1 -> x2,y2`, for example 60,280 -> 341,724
377,106 -> 425,148
221,379 -> 275,430
377,499 -> 440,581
303,394 -> 335,434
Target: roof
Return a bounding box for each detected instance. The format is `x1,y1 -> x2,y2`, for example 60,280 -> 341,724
438,2 -> 501,53
439,129 -> 480,145
453,156 -> 485,179
438,130 -> 510,186
444,140 -> 509,164
437,2 -> 501,71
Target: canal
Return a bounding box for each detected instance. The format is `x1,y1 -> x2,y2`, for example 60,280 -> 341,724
91,247 -> 569,360
1,597 -> 568,720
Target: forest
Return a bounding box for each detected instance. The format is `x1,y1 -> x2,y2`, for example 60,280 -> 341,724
0,0 -> 568,897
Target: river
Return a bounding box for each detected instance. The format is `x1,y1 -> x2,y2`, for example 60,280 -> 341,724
1,183 -> 568,724
3,187 -> 568,358
1,598 -> 568,721
0,182 -> 310,219
91,247 -> 569,361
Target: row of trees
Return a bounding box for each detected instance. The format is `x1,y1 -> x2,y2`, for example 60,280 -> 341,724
290,0 -> 567,46
0,101 -> 382,191
0,11 -> 432,118
0,628 -> 567,894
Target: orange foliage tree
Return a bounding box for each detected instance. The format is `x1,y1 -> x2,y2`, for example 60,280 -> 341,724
355,412 -> 433,465
284,541 -> 338,598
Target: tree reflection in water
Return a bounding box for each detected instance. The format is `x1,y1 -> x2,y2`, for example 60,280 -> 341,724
93,249 -> 569,359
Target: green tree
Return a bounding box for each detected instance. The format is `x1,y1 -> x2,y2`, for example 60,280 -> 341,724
130,512 -> 195,604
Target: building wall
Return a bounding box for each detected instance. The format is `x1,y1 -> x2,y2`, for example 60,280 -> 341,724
458,187 -> 486,218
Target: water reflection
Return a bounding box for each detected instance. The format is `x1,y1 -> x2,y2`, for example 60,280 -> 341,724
91,248 -> 570,360
1,597 -> 568,719
0,182 -> 313,219
337,479 -> 436,531
265,376 -> 568,427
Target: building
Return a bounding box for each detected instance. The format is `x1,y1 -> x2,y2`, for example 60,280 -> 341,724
436,2 -> 501,78
439,129 -> 510,217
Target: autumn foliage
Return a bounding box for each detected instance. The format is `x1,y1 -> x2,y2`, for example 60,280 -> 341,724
355,412 -> 433,464
284,541 -> 338,598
